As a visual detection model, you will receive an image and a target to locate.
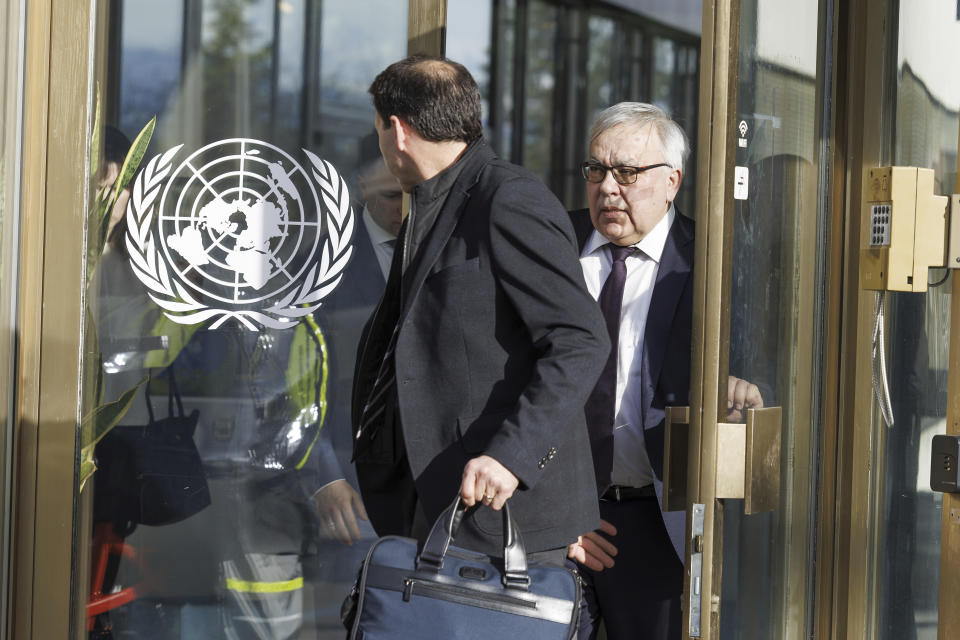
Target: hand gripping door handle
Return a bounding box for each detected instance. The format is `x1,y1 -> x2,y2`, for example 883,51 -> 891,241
416,496 -> 531,591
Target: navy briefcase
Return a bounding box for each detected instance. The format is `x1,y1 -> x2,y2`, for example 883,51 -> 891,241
341,497 -> 581,639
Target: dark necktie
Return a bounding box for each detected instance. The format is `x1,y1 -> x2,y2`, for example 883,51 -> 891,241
584,244 -> 636,494
356,225 -> 407,450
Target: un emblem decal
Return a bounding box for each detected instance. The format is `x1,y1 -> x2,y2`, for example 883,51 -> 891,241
125,138 -> 355,330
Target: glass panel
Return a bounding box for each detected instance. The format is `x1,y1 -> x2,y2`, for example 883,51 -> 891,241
522,0 -> 558,184
0,0 -> 23,635
447,1 -> 700,212
721,0 -> 828,637
585,16 -> 615,125
83,1 -> 407,637
446,1 -> 493,140
874,3 -> 960,638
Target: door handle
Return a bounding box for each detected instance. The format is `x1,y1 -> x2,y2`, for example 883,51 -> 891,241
662,406 -> 782,514
717,407 -> 782,513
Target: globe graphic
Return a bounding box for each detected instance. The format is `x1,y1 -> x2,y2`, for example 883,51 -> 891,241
156,139 -> 323,306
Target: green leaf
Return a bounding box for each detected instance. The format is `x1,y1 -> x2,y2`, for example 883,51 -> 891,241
86,115 -> 156,290
78,455 -> 96,496
77,376 -> 146,495
79,376 -> 147,451
90,84 -> 102,178
108,116 -> 156,207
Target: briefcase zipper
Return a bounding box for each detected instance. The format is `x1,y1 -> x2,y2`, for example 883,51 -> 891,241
401,577 -> 537,610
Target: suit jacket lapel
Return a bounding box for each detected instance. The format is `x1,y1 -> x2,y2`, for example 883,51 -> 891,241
399,144 -> 492,317
569,208 -> 594,252
641,211 -> 694,424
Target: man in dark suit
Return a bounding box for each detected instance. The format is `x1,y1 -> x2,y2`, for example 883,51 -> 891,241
565,103 -> 762,639
312,160 -> 401,545
352,54 -> 609,559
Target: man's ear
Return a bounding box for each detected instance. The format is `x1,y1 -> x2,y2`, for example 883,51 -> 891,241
389,115 -> 410,151
666,168 -> 683,202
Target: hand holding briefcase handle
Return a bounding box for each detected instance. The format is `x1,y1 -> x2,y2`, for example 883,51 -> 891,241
343,496 -> 582,639
418,495 -> 531,589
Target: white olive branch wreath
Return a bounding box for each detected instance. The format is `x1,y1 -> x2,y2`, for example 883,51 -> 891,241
124,143 -> 354,331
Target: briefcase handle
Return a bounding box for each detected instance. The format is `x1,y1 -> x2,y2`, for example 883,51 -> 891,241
416,497 -> 531,591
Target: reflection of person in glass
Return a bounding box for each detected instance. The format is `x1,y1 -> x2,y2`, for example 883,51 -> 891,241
311,159 -> 402,545
566,102 -> 763,640
352,55 -> 609,561
90,128 -> 331,640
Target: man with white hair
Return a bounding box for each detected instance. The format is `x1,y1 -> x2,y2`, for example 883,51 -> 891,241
567,102 -> 762,639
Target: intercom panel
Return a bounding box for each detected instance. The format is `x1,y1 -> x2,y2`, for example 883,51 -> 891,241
860,166 -> 948,292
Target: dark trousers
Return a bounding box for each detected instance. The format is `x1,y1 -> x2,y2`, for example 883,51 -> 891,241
577,496 -> 683,640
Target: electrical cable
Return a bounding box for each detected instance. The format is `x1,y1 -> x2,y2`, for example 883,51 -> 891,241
928,268 -> 951,288
871,291 -> 895,428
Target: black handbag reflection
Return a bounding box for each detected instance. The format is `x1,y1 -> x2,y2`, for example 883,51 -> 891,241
93,366 -> 210,529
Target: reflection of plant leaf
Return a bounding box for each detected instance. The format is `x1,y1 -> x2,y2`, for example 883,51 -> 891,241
78,455 -> 97,496
90,84 -> 102,178
77,376 -> 146,494
81,306 -> 103,411
80,376 -> 146,449
110,116 -> 156,206
86,116 -> 157,291
80,114 -> 158,497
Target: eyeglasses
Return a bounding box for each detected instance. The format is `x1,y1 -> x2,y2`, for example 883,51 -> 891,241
580,161 -> 671,185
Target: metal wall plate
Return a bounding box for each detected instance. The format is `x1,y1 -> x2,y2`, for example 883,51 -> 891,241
689,503 -> 705,638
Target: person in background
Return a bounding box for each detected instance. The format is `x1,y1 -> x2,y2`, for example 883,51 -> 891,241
566,102 -> 763,640
311,159 -> 402,544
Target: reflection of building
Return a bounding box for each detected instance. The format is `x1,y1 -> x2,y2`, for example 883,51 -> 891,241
449,0 -> 700,209
110,0 -> 700,211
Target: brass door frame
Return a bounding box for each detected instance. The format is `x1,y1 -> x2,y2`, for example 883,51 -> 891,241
810,0 -> 849,635
804,0 -> 960,638
409,0 -> 446,55
12,0 -> 98,637
940,161 -> 960,637
685,0 -> 739,637
686,0 -> 854,638
826,0 -> 932,638
0,2 -> 26,639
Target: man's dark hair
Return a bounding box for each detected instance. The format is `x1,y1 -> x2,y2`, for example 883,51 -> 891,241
369,54 -> 482,144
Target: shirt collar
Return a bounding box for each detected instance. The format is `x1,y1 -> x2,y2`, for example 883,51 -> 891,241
410,137 -> 484,205
362,206 -> 397,246
584,204 -> 675,264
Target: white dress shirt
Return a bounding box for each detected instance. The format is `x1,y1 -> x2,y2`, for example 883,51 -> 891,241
362,206 -> 397,280
579,205 -> 676,488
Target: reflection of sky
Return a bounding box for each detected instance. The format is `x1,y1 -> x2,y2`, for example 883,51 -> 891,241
898,0 -> 960,108
320,1 -> 409,98
278,0 -> 305,92
602,0 -> 701,35
756,0 -> 817,76
447,0 -> 493,86
122,0 -> 183,50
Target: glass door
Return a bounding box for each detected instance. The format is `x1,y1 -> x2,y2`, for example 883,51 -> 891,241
685,0 -> 960,638
862,2 -> 959,639
79,1 -> 409,638
682,0 -> 833,637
